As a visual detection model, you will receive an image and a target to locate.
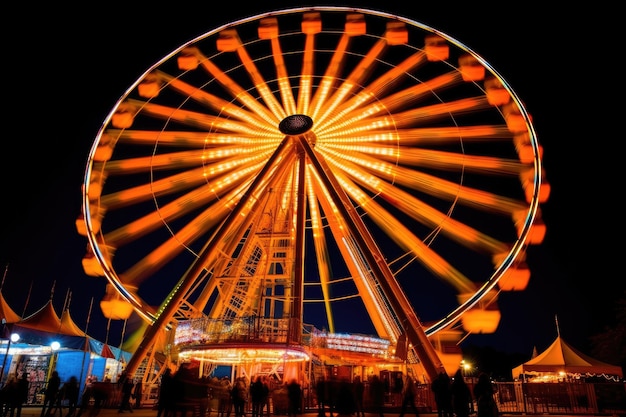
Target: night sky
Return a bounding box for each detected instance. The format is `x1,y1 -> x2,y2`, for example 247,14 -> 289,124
1,1 -> 623,365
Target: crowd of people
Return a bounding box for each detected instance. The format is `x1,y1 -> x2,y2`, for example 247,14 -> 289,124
0,367 -> 498,417
312,370 -> 497,417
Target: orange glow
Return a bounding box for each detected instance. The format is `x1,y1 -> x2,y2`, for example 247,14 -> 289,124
438,350 -> 463,376
498,263 -> 531,291
345,13 -> 366,36
100,296 -> 134,320
424,34 -> 449,61
177,47 -> 200,70
461,308 -> 501,334
82,252 -> 105,277
216,29 -> 241,52
178,346 -> 310,364
258,18 -> 279,39
302,12 -> 322,34
385,21 -> 408,45
459,54 -> 485,82
514,133 -> 543,163
484,77 -> 510,106
137,73 -> 160,98
93,133 -> 114,162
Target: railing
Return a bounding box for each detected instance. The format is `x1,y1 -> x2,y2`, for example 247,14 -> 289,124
174,316 -> 295,347
307,380 -> 626,416
31,379 -> 624,416
490,381 -> 626,415
407,381 -> 626,416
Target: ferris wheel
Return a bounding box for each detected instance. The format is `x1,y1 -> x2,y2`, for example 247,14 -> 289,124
77,7 -> 549,379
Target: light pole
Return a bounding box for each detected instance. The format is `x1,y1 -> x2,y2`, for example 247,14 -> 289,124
49,340 -> 60,375
0,332 -> 20,385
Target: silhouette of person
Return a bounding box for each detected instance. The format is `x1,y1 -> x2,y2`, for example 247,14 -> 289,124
118,376 -> 134,413
450,370 -> 472,417
353,376 -> 365,417
133,380 -> 142,410
316,377 -> 329,417
62,376 -> 80,417
90,381 -> 111,417
286,379 -> 302,417
3,376 -> 22,417
41,371 -> 61,417
398,375 -> 420,417
334,378 -> 356,417
230,377 -> 248,417
156,369 -> 174,417
369,375 -> 385,417
473,373 -> 497,417
431,372 -> 452,417
14,372 -> 30,417
259,376 -> 270,417
250,376 -> 265,417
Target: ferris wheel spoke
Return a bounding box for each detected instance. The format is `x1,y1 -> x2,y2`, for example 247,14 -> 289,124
180,47 -> 282,125
259,18 -> 298,115
329,159 -> 511,255
218,29 -> 289,120
153,72 -> 280,132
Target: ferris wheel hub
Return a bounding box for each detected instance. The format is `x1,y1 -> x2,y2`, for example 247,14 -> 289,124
279,114 -> 313,135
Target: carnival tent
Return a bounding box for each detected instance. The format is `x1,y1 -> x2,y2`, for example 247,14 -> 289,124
10,300 -> 88,349
0,292 -> 21,325
512,336 -> 623,380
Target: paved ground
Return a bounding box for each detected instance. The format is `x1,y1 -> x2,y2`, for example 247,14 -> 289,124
15,407 -> 605,417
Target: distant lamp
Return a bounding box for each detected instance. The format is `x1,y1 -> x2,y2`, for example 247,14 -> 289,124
0,332 -> 20,383
51,341 -> 60,351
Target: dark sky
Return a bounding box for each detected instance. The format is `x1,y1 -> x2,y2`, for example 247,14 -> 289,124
0,1 -> 623,363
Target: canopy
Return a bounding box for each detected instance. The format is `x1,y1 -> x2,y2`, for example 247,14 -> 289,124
0,292 -> 21,324
13,300 -> 86,337
512,336 -> 623,379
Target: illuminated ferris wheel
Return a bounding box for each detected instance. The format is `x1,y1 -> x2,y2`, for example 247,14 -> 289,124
77,7 -> 549,380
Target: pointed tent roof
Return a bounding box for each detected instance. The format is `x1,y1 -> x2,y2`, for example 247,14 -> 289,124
14,300 -> 85,337
100,343 -> 115,359
0,291 -> 21,324
60,309 -> 88,337
512,336 -> 623,379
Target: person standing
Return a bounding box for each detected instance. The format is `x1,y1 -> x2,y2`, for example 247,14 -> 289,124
250,376 -> 265,417
230,377 -> 248,417
431,372 -> 452,417
369,375 -> 385,417
334,378 -> 355,417
286,379 -> 302,417
118,376 -> 135,413
259,376 -> 270,417
473,373 -> 497,417
40,371 -> 61,417
398,375 -> 420,417
450,370 -> 472,417
316,377 -> 329,417
133,380 -> 142,410
92,381 -> 111,417
14,372 -> 30,417
62,376 -> 80,417
3,376 -> 20,417
156,369 -> 174,417
353,376 -> 365,417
